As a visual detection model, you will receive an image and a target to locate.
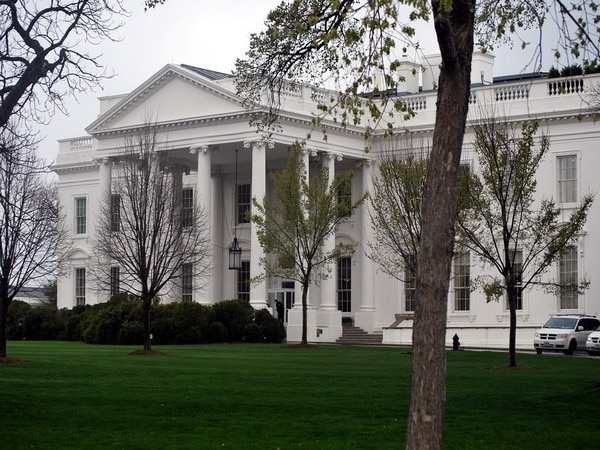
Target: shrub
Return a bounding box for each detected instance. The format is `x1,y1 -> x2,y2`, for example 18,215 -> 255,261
152,301 -> 209,344
22,307 -> 64,340
210,299 -> 254,342
82,297 -> 143,344
243,323 -> 264,343
207,321 -> 227,343
118,320 -> 144,345
7,300 -> 31,340
254,309 -> 286,343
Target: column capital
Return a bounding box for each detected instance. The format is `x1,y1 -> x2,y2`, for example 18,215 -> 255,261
324,152 -> 343,162
190,144 -> 209,155
357,158 -> 375,168
243,136 -> 274,150
93,156 -> 112,165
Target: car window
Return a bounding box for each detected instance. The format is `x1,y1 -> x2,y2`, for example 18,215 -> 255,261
580,318 -> 600,331
544,318 -> 577,329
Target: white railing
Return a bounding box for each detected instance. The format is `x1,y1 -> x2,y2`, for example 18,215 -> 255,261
70,137 -> 93,151
547,78 -> 585,96
494,83 -> 530,102
403,96 -> 427,111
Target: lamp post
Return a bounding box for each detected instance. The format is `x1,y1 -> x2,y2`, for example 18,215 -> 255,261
228,149 -> 242,270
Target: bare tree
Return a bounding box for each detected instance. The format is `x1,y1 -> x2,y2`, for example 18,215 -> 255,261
457,117 -> 593,367
251,143 -> 364,345
0,0 -> 126,131
0,125 -> 69,358
369,136 -> 430,284
91,124 -> 211,352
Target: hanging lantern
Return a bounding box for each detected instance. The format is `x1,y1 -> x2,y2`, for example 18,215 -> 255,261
228,236 -> 242,270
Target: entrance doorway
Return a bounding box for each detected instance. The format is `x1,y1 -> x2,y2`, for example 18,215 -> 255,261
267,281 -> 295,325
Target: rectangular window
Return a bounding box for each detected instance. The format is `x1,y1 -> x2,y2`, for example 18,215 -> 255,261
182,188 -> 194,228
182,263 -> 193,302
453,252 -> 470,311
337,178 -> 352,218
110,266 -> 120,297
507,250 -> 523,311
237,184 -> 251,224
75,268 -> 86,306
559,246 -> 578,310
75,197 -> 87,234
237,260 -> 250,301
558,155 -> 577,203
337,257 -> 352,312
111,194 -> 120,232
404,255 -> 416,312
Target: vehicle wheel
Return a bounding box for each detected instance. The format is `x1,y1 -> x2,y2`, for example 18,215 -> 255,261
535,348 -> 542,355
564,340 -> 577,355
588,351 -> 600,356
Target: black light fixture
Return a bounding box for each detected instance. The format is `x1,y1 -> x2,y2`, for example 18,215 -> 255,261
229,236 -> 242,270
229,149 -> 242,270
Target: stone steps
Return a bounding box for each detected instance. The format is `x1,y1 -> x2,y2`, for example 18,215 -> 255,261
336,325 -> 383,345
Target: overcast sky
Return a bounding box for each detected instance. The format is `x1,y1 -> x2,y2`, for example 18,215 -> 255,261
38,0 -> 551,163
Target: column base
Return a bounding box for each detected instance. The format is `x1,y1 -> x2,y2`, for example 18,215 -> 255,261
354,310 -> 376,334
315,309 -> 342,342
286,308 -> 317,343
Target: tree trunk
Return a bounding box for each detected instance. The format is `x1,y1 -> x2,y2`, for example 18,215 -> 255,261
0,300 -> 8,358
143,299 -> 152,351
406,1 -> 475,449
507,286 -> 518,368
301,283 -> 308,345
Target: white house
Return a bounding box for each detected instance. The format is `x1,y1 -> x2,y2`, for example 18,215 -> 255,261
52,55 -> 600,349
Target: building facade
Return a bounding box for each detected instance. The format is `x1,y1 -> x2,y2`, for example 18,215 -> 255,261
53,55 -> 600,349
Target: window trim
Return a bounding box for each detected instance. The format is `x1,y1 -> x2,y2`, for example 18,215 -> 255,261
556,153 -> 579,205
236,260 -> 250,301
559,245 -> 578,310
110,266 -> 120,297
236,183 -> 251,225
111,194 -> 121,232
182,263 -> 193,302
74,196 -> 87,235
75,267 -> 86,306
337,256 -> 352,313
453,252 -> 470,312
182,187 -> 194,228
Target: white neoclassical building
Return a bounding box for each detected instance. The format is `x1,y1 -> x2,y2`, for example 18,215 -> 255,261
53,54 -> 600,349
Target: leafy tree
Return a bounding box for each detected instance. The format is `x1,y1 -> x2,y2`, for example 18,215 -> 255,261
0,0 -> 126,132
42,279 -> 58,308
148,0 -> 600,447
91,123 -> 211,352
369,136 -> 429,283
251,143 -> 364,345
0,128 -> 69,358
457,117 -> 593,368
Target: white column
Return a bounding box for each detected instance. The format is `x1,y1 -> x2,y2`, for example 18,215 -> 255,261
320,152 -> 339,311
190,145 -> 212,304
97,157 -> 112,197
245,139 -> 270,309
314,152 -> 343,342
294,148 -> 312,309
211,173 -> 223,301
355,159 -> 376,333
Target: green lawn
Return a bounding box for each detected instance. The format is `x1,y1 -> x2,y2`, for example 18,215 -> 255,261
0,342 -> 597,449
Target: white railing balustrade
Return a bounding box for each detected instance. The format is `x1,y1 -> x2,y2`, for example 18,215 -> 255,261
547,78 -> 585,96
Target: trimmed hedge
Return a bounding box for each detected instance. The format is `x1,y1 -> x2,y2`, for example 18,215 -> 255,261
6,298 -> 286,345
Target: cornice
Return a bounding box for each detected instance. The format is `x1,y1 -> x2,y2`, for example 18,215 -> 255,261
89,110 -> 251,138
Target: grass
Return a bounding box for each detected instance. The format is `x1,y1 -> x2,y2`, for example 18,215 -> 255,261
0,342 -> 598,449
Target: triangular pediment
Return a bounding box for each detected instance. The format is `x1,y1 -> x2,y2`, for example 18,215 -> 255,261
87,64 -> 244,134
